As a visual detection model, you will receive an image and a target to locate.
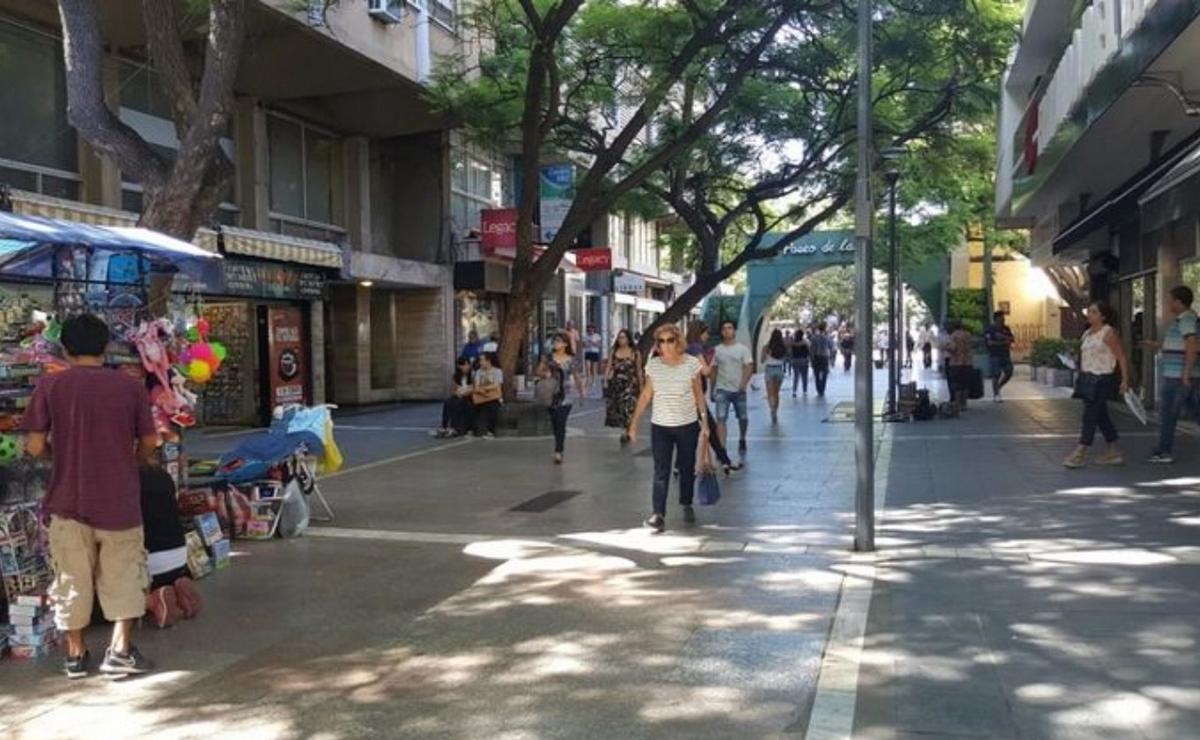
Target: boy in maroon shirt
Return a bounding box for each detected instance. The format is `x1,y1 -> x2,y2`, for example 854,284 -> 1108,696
24,314 -> 160,678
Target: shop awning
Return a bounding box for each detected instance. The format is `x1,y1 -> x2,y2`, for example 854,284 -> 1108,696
220,226 -> 343,270
1053,129 -> 1200,254
10,189 -> 138,227
613,293 -> 636,306
1139,138 -> 1200,234
0,211 -> 223,284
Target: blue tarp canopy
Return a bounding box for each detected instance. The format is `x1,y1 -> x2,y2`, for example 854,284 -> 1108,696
0,211 -> 222,285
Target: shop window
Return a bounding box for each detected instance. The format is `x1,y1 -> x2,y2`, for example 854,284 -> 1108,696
269,113 -> 337,226
370,289 -> 397,390
0,19 -> 80,194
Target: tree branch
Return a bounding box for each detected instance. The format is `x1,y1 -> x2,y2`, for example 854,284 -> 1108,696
58,0 -> 166,189
141,0 -> 197,140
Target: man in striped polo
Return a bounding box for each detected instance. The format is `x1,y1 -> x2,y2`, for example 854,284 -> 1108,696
1146,285 -> 1200,464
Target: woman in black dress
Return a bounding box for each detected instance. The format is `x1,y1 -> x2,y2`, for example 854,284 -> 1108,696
605,329 -> 641,444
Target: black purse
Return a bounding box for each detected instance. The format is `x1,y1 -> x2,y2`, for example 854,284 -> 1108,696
1073,372 -> 1118,402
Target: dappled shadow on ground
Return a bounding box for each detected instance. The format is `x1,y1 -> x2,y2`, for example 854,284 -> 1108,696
3,533 -> 844,739
854,401 -> 1200,739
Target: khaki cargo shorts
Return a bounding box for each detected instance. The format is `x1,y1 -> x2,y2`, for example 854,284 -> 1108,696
46,516 -> 149,631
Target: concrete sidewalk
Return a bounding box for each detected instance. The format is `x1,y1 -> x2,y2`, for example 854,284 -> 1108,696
853,374 -> 1200,740
0,362 -> 879,739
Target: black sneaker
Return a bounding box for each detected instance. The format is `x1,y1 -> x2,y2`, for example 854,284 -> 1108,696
64,650 -> 90,679
100,646 -> 153,676
723,462 -> 744,476
682,505 -> 696,525
644,514 -> 665,533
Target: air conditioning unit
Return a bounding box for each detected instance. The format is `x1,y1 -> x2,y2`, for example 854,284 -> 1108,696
368,0 -> 405,24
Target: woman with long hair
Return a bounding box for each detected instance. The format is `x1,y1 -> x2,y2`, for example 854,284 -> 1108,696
434,357 -> 475,438
761,328 -> 788,423
604,329 -> 641,444
538,331 -> 585,464
1064,300 -> 1132,468
628,324 -> 709,532
790,329 -> 810,397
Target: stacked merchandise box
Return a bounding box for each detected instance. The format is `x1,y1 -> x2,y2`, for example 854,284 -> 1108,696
0,503 -> 55,660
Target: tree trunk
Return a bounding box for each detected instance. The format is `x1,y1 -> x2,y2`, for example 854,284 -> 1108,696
636,271 -> 727,357
497,291 -> 534,399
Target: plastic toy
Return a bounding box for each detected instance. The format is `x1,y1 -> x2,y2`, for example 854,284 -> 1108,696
0,434 -> 23,466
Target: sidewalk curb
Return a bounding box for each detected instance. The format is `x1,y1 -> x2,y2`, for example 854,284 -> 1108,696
804,428 -> 892,739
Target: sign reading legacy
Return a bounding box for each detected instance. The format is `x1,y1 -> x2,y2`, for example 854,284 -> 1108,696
574,248 -> 612,272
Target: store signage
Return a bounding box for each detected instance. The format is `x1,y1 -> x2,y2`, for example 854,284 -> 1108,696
481,208 -> 518,256
574,247 -> 612,272
539,164 -> 575,243
266,306 -> 308,409
613,273 -> 645,294
172,259 -> 325,300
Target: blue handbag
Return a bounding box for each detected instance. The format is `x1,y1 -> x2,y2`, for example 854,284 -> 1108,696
697,470 -> 721,506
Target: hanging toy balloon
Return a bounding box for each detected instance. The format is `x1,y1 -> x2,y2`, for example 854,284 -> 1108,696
187,326 -> 200,342
187,359 -> 213,384
197,318 -> 210,339
0,434 -> 22,466
211,342 -> 227,362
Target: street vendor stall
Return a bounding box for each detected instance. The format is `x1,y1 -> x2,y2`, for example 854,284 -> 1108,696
0,211 -> 225,657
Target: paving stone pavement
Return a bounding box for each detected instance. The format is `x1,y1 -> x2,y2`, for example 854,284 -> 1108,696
0,363 -> 880,739
5,364 -> 1198,739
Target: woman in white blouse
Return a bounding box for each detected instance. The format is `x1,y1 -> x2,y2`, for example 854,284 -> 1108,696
1065,300 -> 1131,468
628,324 -> 709,532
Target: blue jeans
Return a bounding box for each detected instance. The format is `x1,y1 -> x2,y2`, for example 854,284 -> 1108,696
651,422 -> 700,515
714,389 -> 748,422
1156,378 -> 1197,455
547,404 -> 572,453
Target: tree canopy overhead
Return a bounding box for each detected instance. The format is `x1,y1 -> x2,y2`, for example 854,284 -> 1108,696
432,0 -> 1020,369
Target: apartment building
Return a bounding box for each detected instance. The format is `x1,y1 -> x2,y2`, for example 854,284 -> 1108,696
0,0 -> 470,421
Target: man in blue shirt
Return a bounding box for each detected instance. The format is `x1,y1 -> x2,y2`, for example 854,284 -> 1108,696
1145,286 -> 1200,463
983,311 -> 1015,402
461,330 -> 482,365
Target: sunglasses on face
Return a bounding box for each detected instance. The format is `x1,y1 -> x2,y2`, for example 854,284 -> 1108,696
656,336 -> 678,345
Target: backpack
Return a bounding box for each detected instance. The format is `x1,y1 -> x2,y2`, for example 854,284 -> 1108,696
912,390 -> 936,421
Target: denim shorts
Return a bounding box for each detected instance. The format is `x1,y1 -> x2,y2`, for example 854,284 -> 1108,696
764,364 -> 786,384
714,389 -> 748,422
988,356 -> 1013,378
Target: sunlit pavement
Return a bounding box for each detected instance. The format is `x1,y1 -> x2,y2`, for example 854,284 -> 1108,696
854,366 -> 1200,740
4,364 -> 1199,738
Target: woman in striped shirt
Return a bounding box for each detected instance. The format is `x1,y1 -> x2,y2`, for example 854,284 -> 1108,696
628,324 -> 710,532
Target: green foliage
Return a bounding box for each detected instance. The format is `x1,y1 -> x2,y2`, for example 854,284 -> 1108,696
947,288 -> 986,335
1030,337 -> 1080,368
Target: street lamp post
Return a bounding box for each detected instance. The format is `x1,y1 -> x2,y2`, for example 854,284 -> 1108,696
853,0 -> 874,552
882,147 -> 903,418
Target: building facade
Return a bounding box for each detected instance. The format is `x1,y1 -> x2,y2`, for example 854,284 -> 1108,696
0,0 -> 467,421
996,0 -> 1200,398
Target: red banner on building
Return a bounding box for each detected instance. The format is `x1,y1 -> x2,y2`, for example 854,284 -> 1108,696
481,208 -> 518,256
266,306 -> 307,409
574,247 -> 612,272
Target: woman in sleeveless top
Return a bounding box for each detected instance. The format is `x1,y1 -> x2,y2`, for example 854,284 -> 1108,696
605,330 -> 641,443
1065,300 -> 1132,468
539,332 -> 585,464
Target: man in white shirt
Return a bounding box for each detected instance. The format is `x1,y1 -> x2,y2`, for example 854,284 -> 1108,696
712,320 -> 754,456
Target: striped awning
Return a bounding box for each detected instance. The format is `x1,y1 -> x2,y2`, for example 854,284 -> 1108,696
221,226 -> 343,269
10,189 -> 138,227
194,227 -> 219,253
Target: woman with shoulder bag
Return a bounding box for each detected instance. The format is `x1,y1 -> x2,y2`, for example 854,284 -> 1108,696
628,324 -> 709,532
538,331 -> 585,464
1065,301 -> 1132,468
472,352 -> 504,438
